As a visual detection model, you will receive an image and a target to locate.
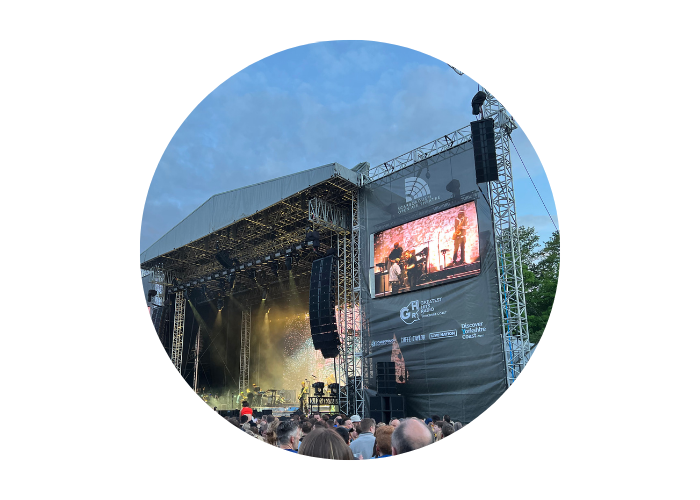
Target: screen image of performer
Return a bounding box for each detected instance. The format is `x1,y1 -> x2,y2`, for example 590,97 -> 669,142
452,210 -> 468,266
388,242 -> 403,261
389,258 -> 402,294
406,250 -> 419,290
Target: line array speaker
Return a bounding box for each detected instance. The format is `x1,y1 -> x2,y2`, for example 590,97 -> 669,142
368,395 -> 405,424
376,361 -> 397,394
309,255 -> 340,358
471,118 -> 498,183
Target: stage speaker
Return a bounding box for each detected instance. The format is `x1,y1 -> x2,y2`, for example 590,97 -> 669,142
309,256 -> 340,358
376,362 -> 397,394
369,410 -> 384,424
471,118 -> 498,183
369,396 -> 382,412
261,409 -> 273,416
390,396 -> 404,412
232,409 -> 240,418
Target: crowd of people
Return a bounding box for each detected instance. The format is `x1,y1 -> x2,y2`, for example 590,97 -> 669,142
223,401 -> 463,459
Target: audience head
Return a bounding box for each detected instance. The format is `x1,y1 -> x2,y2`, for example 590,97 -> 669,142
391,417 -> 434,455
242,401 -> 250,408
298,428 -> 354,460
335,426 -> 350,445
240,415 -> 249,424
390,418 -> 400,428
360,418 -> 376,434
301,420 -> 313,435
344,419 -> 353,429
443,415 -> 451,423
376,422 -> 386,429
442,423 -> 455,439
276,420 -> 301,450
266,415 -> 275,424
374,425 -> 394,456
454,422 -> 463,431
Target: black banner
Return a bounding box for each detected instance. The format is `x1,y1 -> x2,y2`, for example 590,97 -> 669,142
360,145 -> 507,423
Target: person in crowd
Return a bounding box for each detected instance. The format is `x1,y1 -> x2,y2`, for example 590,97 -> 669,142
391,417 -> 434,455
298,428 -> 354,460
265,420 -> 280,445
349,418 -> 376,459
333,416 -> 343,427
312,412 -> 322,422
240,401 -> 253,420
349,425 -> 359,443
390,418 -> 400,428
441,422 -> 455,439
443,414 -> 451,424
276,420 -> 301,453
335,426 -> 350,445
312,419 -> 327,430
376,422 -> 386,429
372,425 -> 394,458
322,414 -> 330,424
343,419 -> 354,431
300,420 -> 313,443
454,421 -> 463,431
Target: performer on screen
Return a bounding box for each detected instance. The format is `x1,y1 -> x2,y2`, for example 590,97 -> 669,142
389,258 -> 402,294
452,210 -> 468,266
405,250 -> 419,290
388,242 -> 403,261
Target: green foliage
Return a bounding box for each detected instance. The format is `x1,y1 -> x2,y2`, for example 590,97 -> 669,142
497,226 -> 559,344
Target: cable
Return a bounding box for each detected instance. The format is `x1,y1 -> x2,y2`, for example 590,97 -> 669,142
509,137 -> 559,232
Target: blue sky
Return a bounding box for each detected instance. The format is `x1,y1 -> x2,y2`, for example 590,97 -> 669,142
141,40 -> 558,253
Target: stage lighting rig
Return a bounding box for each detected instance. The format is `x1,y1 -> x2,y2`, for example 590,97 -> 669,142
261,289 -> 268,301
270,261 -> 279,277
312,382 -> 325,397
328,383 -> 339,397
285,255 -> 293,271
147,289 -> 157,302
216,297 -> 224,311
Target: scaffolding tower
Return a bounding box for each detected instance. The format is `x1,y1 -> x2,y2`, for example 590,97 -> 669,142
239,306 -> 251,397
171,290 -> 185,374
482,89 -> 531,385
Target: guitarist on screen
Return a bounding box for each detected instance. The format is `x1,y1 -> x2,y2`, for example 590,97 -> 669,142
452,209 -> 468,266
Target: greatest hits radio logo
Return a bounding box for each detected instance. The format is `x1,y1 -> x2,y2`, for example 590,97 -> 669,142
400,300 -> 420,325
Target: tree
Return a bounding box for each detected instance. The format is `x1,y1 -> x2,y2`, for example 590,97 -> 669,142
497,226 -> 559,345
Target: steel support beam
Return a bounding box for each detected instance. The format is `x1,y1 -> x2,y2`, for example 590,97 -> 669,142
482,89 -> 531,386
171,291 -> 185,374
239,306 -> 251,397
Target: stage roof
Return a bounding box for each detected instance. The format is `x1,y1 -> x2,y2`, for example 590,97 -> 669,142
140,161 -> 362,303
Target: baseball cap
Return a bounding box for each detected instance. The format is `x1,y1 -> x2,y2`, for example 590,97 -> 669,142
350,415 -> 362,422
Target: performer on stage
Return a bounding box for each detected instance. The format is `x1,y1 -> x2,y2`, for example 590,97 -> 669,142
299,381 -> 309,413
452,210 -> 468,266
389,258 -> 402,294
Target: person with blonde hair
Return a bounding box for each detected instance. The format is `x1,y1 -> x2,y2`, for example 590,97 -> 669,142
298,428 -> 354,460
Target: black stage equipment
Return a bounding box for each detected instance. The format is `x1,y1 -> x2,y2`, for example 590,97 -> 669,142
369,395 -> 405,424
471,118 -> 498,183
147,289 -> 157,302
261,288 -> 267,300
215,250 -> 234,269
446,178 -> 461,198
309,255 -> 340,358
312,382 -> 325,397
306,230 -> 320,249
285,255 -> 293,270
376,361 -> 397,394
471,90 -> 487,115
328,383 -> 339,397
216,298 -> 224,311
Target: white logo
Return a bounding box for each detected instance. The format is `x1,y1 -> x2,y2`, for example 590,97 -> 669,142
400,300 -> 421,325
405,177 -> 430,202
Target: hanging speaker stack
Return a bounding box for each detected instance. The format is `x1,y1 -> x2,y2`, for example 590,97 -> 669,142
471,118 -> 499,183
309,255 -> 340,358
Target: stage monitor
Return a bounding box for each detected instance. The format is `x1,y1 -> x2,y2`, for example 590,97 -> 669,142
372,200 -> 480,298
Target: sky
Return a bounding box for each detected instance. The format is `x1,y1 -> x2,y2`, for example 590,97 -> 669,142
140,40 -> 558,254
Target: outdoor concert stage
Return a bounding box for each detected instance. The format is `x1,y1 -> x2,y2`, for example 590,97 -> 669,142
142,98 -> 531,423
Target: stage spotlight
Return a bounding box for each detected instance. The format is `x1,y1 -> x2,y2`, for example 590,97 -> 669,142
147,289 -> 157,302
214,273 -> 220,278
312,382 -> 325,397
264,255 -> 271,261
246,262 -> 253,267
295,244 -> 303,251
285,255 -> 293,270
328,383 -> 339,397
216,298 -> 224,311
262,289 -> 267,300
206,276 -> 212,281
199,278 -> 205,283
201,285 -> 206,295
255,259 -> 262,264
274,252 -> 282,257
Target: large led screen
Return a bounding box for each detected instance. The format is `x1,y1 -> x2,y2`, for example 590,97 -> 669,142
372,200 -> 480,297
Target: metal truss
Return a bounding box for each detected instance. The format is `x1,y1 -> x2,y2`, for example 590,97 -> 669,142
193,326 -> 201,392
367,125 -> 473,182
337,190 -> 365,416
239,305 -> 251,398
171,291 -> 185,374
482,88 -> 531,386
309,197 -> 349,231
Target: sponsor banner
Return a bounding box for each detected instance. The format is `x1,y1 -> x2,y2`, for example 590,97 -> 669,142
361,146 -> 508,424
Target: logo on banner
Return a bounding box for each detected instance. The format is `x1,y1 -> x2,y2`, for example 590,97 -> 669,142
429,330 -> 457,340
400,300 -> 420,324
461,321 -> 487,339
405,176 -> 431,202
